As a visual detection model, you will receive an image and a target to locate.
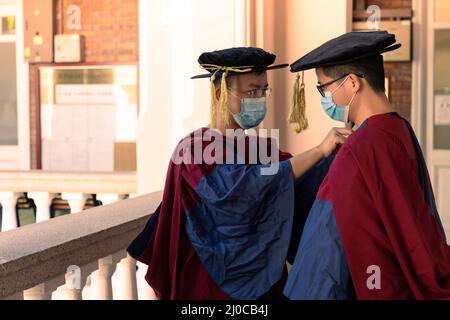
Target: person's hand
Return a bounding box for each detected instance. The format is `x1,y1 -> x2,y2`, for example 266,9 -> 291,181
318,127 -> 353,158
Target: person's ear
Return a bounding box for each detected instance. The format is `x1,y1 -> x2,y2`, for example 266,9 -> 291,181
348,73 -> 362,93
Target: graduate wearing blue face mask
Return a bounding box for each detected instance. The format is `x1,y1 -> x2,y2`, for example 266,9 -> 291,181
285,31 -> 450,301
228,87 -> 270,130
128,47 -> 352,301
320,74 -> 359,124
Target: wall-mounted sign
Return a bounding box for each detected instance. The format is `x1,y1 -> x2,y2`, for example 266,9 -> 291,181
55,84 -> 125,105
353,19 -> 412,62
54,34 -> 84,63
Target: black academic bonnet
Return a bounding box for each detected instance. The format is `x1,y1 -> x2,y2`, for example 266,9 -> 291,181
191,47 -> 288,79
290,31 -> 402,72
193,47 -> 288,129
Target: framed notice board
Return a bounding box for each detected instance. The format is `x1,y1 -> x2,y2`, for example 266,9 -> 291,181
39,64 -> 138,172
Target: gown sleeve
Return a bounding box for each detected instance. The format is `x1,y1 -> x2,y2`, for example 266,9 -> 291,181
183,160 -> 296,300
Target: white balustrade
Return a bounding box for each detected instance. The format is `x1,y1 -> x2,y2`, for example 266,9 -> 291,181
0,171 -> 163,301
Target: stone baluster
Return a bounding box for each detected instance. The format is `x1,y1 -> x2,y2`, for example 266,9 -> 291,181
61,193 -> 89,214
0,192 -> 21,232
87,194 -> 126,300
28,192 -> 58,223
112,253 -> 138,300
88,256 -> 115,300
136,261 -> 158,300
54,266 -> 83,300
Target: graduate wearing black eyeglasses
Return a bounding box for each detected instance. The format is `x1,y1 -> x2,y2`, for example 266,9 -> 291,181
285,31 -> 450,300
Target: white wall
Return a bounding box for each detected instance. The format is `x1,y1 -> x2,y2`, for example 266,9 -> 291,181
261,0 -> 353,155
137,0 -> 246,194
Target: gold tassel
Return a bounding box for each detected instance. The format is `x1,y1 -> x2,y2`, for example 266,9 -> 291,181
289,72 -> 308,133
210,73 -> 218,128
219,70 -> 230,126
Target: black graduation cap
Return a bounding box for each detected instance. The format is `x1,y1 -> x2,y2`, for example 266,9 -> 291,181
287,31 -> 401,134
290,31 -> 402,72
191,47 -> 288,79
191,47 -> 287,128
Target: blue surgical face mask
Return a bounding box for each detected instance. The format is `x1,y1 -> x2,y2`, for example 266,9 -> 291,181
321,76 -> 357,123
231,97 -> 267,130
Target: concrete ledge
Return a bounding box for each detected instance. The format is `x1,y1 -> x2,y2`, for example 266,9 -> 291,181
0,171 -> 137,194
0,191 -> 162,299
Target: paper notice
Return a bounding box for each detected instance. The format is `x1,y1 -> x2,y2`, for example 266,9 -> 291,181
435,95 -> 450,125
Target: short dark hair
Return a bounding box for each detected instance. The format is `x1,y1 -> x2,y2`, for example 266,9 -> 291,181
322,55 -> 386,93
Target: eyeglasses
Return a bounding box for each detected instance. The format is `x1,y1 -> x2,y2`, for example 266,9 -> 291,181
229,87 -> 272,99
242,87 -> 273,98
316,73 -> 364,97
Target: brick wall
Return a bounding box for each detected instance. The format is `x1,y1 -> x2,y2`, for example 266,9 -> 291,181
354,0 -> 412,121
29,0 -> 139,169
56,0 -> 139,63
